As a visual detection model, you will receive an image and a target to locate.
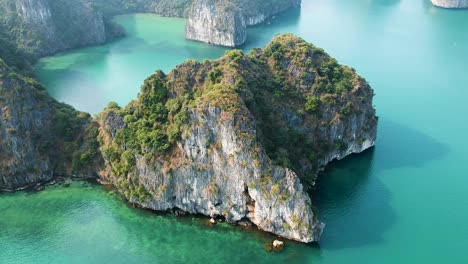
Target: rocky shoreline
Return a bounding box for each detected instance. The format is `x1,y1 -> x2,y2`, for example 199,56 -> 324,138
0,176 -> 91,193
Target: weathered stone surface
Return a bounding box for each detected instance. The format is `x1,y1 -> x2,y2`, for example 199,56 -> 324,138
6,0 -> 107,57
273,240 -> 284,252
185,0 -> 301,47
185,0 -> 247,47
431,0 -> 468,8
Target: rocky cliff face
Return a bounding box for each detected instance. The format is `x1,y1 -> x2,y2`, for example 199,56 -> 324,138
0,59 -> 100,191
431,0 -> 468,8
185,0 -> 247,47
0,0 -> 107,57
185,0 -> 301,47
0,0 -> 192,58
97,34 -> 378,242
100,105 -> 324,242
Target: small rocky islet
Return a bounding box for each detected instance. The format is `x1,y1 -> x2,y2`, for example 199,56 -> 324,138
0,0 -> 378,243
431,0 -> 468,8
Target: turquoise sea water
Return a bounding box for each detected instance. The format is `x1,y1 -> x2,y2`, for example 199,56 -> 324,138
2,0 -> 467,263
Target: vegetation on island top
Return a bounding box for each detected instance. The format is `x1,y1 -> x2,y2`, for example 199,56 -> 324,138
99,34 -> 377,196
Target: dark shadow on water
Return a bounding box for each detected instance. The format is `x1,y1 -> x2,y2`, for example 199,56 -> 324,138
311,118 -> 450,250
312,148 -> 388,250
375,118 -> 450,171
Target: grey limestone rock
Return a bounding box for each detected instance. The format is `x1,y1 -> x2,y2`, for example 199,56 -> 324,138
185,0 -> 301,47
431,0 -> 468,8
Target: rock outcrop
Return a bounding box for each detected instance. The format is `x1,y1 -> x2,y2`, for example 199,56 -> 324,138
185,0 -> 301,47
185,0 -> 247,47
431,0 -> 468,8
97,34 -> 378,242
0,0 -> 107,57
0,59 -> 100,191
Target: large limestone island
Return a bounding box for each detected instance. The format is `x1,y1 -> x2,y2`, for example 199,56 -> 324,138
431,0 -> 468,8
0,33 -> 377,242
185,0 -> 301,47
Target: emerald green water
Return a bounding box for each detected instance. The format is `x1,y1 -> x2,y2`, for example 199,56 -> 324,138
2,0 -> 467,263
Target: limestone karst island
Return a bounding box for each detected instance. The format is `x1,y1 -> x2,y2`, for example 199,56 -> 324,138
0,0 -> 466,263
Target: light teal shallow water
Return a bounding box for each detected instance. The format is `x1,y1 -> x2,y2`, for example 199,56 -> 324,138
3,0 -> 467,263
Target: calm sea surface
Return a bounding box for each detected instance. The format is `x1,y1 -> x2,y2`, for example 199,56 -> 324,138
2,0 -> 467,263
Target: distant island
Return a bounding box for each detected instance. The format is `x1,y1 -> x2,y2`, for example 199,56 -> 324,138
185,0 -> 301,47
431,0 -> 468,8
0,0 -> 377,243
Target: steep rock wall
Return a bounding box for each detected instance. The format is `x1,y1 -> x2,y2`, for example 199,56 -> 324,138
0,59 -> 100,191
4,0 -> 107,57
185,0 -> 247,46
185,0 -> 301,47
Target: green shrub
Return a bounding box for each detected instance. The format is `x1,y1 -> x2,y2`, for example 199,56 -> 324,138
305,96 -> 320,113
